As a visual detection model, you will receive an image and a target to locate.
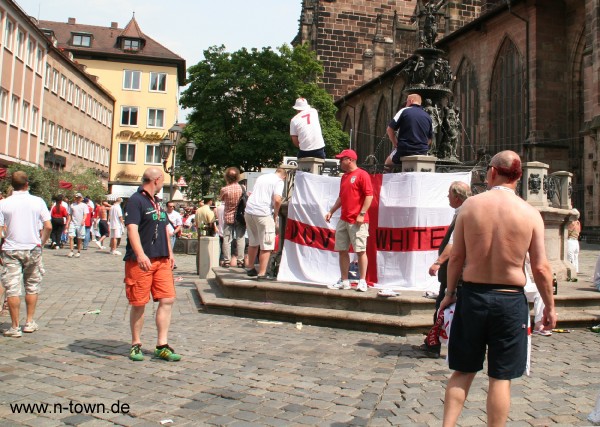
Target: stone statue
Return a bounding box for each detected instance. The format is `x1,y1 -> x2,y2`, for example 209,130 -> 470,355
423,98 -> 441,155
439,103 -> 460,160
416,0 -> 447,48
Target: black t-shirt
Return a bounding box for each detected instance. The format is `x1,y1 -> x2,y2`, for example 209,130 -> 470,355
124,187 -> 169,261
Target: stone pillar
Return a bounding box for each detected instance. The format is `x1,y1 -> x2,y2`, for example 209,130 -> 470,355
197,236 -> 220,279
400,155 -> 437,172
538,207 -> 576,280
522,161 -> 549,207
297,157 -> 325,175
550,171 -> 573,210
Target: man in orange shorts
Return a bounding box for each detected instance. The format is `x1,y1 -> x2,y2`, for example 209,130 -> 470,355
124,167 -> 180,362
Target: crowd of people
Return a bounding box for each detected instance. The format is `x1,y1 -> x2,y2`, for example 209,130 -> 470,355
0,94 -> 594,426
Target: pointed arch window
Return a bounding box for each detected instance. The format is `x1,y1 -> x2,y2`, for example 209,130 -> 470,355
453,58 -> 479,162
356,107 -> 371,163
490,38 -> 525,154
374,97 -> 390,164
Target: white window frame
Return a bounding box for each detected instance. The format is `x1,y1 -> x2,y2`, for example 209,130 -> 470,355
60,75 -> 67,99
149,72 -> 167,92
74,86 -> 80,108
89,142 -> 95,162
36,47 -> 43,74
51,69 -> 59,93
120,106 -> 138,126
107,111 -> 113,129
64,129 -> 70,152
40,119 -> 47,144
77,136 -> 83,156
56,126 -> 63,149
145,145 -> 162,165
48,121 -> 55,146
67,80 -> 73,103
16,29 -> 24,59
123,70 -> 141,91
20,101 -> 29,130
26,39 -> 34,67
4,20 -> 14,51
87,95 -> 92,116
44,64 -> 51,88
10,95 -> 19,126
118,143 -> 136,163
71,133 -> 77,154
30,107 -> 38,134
147,108 -> 165,128
0,89 -> 8,121
72,34 -> 91,47
80,90 -> 86,112
84,138 -> 89,159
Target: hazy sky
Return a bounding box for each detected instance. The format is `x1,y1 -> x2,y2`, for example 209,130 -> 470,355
16,0 -> 302,67
16,0 -> 303,120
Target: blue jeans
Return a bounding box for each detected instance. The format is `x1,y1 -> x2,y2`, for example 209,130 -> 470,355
83,226 -> 91,249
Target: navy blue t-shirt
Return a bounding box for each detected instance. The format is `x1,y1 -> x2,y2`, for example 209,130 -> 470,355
124,187 -> 169,261
388,104 -> 433,156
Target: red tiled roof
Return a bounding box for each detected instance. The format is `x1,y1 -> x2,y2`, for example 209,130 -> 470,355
38,17 -> 186,85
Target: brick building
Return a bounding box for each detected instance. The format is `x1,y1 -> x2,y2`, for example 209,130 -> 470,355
296,0 -> 600,227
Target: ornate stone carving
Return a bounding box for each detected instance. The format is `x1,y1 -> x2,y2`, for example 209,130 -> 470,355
528,173 -> 541,195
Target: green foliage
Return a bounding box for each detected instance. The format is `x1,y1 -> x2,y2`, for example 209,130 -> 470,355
0,165 -> 107,206
180,43 -> 348,172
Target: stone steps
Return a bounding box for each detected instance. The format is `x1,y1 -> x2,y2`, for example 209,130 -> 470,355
194,267 -> 600,335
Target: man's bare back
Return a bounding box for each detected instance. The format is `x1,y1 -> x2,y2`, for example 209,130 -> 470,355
455,187 -> 543,286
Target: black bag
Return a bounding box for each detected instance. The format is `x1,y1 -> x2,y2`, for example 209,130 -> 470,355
235,184 -> 248,226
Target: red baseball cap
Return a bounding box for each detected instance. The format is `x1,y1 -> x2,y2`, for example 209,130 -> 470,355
335,149 -> 358,160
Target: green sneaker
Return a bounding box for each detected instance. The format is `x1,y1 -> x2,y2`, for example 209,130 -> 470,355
154,345 -> 181,361
129,344 -> 144,361
591,324 -> 600,333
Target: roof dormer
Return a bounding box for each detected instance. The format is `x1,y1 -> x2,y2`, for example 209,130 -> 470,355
117,15 -> 146,53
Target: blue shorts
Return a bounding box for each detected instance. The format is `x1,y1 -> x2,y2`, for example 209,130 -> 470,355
448,282 -> 528,380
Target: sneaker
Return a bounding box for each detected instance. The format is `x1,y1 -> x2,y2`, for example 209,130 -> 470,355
3,326 -> 22,337
94,240 -> 102,249
74,252 -> 81,258
356,279 -> 368,292
328,279 -> 351,290
67,252 -> 74,258
533,329 -> 552,337
22,321 -> 39,333
110,250 -> 122,256
412,343 -> 441,358
591,324 -> 600,333
54,246 -> 60,250
154,345 -> 181,361
257,274 -> 274,281
246,268 -> 258,277
100,246 -> 106,250
129,344 -> 144,361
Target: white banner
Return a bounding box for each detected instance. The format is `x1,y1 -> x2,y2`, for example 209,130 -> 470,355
278,171 -> 471,290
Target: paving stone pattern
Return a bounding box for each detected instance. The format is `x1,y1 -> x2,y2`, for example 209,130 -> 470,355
0,243 -> 599,426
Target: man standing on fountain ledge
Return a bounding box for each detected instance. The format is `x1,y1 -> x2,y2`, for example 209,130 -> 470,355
385,93 -> 433,168
438,150 -> 556,427
325,149 -> 373,292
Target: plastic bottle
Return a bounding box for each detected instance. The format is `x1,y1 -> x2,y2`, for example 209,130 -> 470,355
552,273 -> 558,295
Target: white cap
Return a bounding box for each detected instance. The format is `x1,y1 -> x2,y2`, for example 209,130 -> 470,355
293,97 -> 310,111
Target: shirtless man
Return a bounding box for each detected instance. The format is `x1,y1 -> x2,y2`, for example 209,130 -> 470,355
438,150 -> 557,427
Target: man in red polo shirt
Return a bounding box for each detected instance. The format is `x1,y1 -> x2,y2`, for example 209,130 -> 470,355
325,149 -> 373,292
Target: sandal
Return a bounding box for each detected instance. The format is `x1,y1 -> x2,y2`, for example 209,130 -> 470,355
222,263 -> 230,268
237,260 -> 244,268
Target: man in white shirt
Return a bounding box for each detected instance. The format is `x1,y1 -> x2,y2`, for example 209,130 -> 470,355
0,171 -> 51,337
244,169 -> 286,280
68,193 -> 88,258
290,97 -> 326,159
109,198 -> 124,256
165,202 -> 183,253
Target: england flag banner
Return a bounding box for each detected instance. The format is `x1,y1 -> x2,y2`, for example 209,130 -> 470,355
278,171 -> 471,290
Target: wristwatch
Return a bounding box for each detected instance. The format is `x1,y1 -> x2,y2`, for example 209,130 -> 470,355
359,211 -> 366,216
445,289 -> 457,297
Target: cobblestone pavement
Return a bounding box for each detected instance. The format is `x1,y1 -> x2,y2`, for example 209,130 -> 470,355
0,243 -> 599,426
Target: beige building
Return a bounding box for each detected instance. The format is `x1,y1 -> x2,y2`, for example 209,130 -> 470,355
38,16 -> 186,198
39,41 -> 114,184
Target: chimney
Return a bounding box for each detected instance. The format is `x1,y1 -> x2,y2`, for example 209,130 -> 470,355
68,17 -> 76,25
110,22 -> 118,29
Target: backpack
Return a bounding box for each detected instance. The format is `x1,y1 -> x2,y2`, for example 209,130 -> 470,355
235,184 -> 248,226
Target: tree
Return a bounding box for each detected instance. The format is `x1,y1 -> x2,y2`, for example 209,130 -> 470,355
0,165 -> 107,206
180,43 -> 348,172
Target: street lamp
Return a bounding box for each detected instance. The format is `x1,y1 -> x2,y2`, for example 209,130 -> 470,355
159,123 -> 184,201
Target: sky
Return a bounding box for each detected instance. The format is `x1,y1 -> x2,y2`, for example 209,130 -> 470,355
15,0 -> 304,120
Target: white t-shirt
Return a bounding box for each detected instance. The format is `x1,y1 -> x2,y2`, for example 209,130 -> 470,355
0,190 -> 51,250
216,204 -> 225,237
244,173 -> 284,217
290,107 -> 325,151
70,202 -> 88,226
166,210 -> 183,235
109,204 -> 123,228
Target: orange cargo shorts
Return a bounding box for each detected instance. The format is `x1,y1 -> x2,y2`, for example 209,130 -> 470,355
124,257 -> 175,306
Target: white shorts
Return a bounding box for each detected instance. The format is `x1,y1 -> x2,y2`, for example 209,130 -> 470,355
245,214 -> 276,251
111,227 -> 123,238
68,223 -> 86,239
